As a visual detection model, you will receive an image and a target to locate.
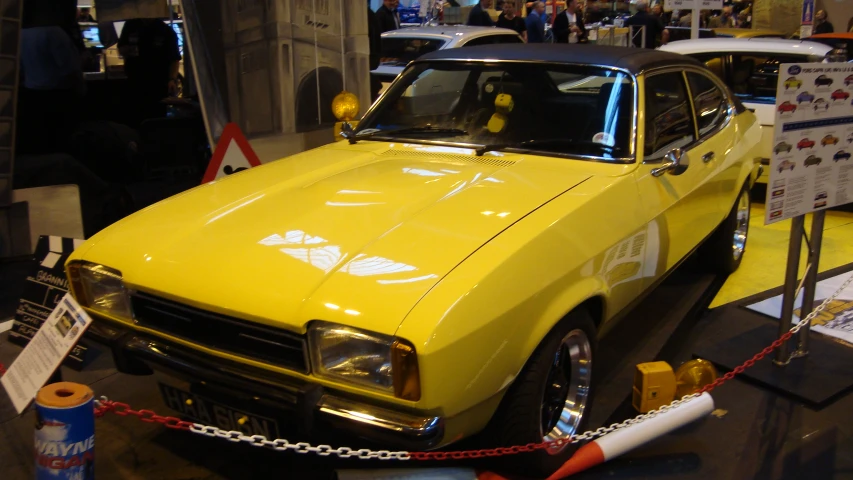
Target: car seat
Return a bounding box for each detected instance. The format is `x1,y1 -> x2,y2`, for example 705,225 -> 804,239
730,58 -> 756,94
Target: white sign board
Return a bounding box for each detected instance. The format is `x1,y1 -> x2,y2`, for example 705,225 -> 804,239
663,0 -> 723,11
765,63 -> 853,224
1,294 -> 92,414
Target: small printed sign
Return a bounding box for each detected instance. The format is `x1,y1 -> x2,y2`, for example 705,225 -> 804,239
1,294 -> 93,414
663,0 -> 723,11
9,236 -> 89,369
765,63 -> 853,224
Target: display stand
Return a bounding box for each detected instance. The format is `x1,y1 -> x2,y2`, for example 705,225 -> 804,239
700,50 -> 853,405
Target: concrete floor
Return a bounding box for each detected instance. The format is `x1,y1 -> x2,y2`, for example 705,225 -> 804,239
711,188 -> 853,308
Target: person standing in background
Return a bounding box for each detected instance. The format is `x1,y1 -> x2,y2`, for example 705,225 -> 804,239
553,0 -> 587,44
376,0 -> 401,33
624,0 -> 668,49
17,0 -> 85,155
497,1 -> 527,41
708,6 -> 734,28
77,7 -> 95,22
738,11 -> 751,28
813,10 -> 833,34
118,18 -> 181,126
651,3 -> 670,26
525,1 -> 546,43
467,0 -> 495,26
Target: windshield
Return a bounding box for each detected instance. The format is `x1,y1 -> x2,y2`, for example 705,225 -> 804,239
357,61 -> 635,160
380,37 -> 447,66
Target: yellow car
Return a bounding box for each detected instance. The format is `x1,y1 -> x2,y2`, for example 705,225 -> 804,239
712,28 -> 785,39
67,45 -> 760,475
784,77 -> 803,89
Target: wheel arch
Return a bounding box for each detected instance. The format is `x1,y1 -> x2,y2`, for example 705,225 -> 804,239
514,286 -> 608,381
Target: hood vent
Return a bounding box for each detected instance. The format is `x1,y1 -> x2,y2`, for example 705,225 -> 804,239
380,149 -> 517,168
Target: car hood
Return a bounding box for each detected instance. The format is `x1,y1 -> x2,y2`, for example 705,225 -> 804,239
77,142 -> 592,336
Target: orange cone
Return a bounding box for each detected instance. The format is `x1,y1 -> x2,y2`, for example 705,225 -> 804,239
545,442 -> 605,480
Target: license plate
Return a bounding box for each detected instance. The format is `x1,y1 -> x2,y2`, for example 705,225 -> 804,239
158,383 -> 280,438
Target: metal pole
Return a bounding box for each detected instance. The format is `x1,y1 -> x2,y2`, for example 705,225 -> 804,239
691,8 -> 699,39
775,214 -> 805,366
795,211 -> 825,356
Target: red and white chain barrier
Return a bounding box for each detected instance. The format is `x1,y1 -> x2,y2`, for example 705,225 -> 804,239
4,272 -> 853,466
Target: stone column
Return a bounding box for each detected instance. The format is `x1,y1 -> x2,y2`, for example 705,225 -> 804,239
752,0 -> 804,35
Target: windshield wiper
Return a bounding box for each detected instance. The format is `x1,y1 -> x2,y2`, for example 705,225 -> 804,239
347,126 -> 468,144
475,138 -> 622,156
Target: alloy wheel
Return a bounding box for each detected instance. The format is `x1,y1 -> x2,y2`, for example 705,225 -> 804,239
540,328 -> 592,454
732,190 -> 750,261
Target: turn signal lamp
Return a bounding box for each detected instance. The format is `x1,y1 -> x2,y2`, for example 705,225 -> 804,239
632,359 -> 719,413
674,359 -> 718,399
391,340 -> 421,401
332,91 -> 360,122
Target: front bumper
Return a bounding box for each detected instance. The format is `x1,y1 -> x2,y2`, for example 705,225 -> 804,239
86,319 -> 444,450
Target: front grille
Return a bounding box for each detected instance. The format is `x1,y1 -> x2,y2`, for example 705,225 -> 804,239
130,291 -> 309,373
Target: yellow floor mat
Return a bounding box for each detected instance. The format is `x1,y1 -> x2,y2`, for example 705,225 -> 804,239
710,204 -> 853,308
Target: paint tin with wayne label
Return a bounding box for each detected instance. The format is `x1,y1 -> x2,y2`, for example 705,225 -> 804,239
35,382 -> 95,480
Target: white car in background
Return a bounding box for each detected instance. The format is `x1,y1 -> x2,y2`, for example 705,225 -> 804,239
372,26 -> 524,93
660,38 -> 832,183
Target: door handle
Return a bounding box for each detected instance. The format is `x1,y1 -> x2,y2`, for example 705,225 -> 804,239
702,152 -> 716,163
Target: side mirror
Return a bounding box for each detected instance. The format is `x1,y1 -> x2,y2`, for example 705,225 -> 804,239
651,148 -> 688,177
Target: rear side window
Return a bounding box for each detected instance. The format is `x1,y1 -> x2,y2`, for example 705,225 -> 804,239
688,52 -> 823,104
462,34 -> 523,47
644,72 -> 696,159
687,72 -> 729,137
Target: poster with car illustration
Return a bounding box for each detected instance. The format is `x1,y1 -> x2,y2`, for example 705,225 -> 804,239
767,62 -> 853,224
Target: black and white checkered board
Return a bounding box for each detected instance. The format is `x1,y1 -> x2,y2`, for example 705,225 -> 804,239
9,235 -> 90,369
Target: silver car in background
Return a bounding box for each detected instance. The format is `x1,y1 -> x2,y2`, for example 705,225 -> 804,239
372,26 -> 524,94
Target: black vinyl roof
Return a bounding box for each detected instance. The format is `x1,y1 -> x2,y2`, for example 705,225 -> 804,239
417,44 -> 703,75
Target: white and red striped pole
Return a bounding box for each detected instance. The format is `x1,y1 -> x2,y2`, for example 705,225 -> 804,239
547,393 -> 715,480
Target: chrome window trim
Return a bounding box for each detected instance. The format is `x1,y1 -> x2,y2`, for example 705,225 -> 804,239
357,58 -> 641,163
684,68 -> 736,142
640,65 -> 736,165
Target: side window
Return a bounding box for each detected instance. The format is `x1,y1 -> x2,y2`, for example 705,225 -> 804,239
688,53 -> 725,80
494,34 -> 523,44
644,72 -> 696,159
738,54 -> 815,102
462,35 -> 522,47
687,72 -> 729,137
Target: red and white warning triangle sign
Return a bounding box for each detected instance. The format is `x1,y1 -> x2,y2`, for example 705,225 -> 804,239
201,123 -> 262,184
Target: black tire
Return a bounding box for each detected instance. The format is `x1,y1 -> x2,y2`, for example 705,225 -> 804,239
700,184 -> 750,275
481,309 -> 597,477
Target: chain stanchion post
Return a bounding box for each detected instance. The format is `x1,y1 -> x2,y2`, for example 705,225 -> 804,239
795,210 -> 825,357
775,214 -> 805,366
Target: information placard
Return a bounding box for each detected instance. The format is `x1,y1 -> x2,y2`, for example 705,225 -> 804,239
1,294 -> 93,414
765,63 -> 853,224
